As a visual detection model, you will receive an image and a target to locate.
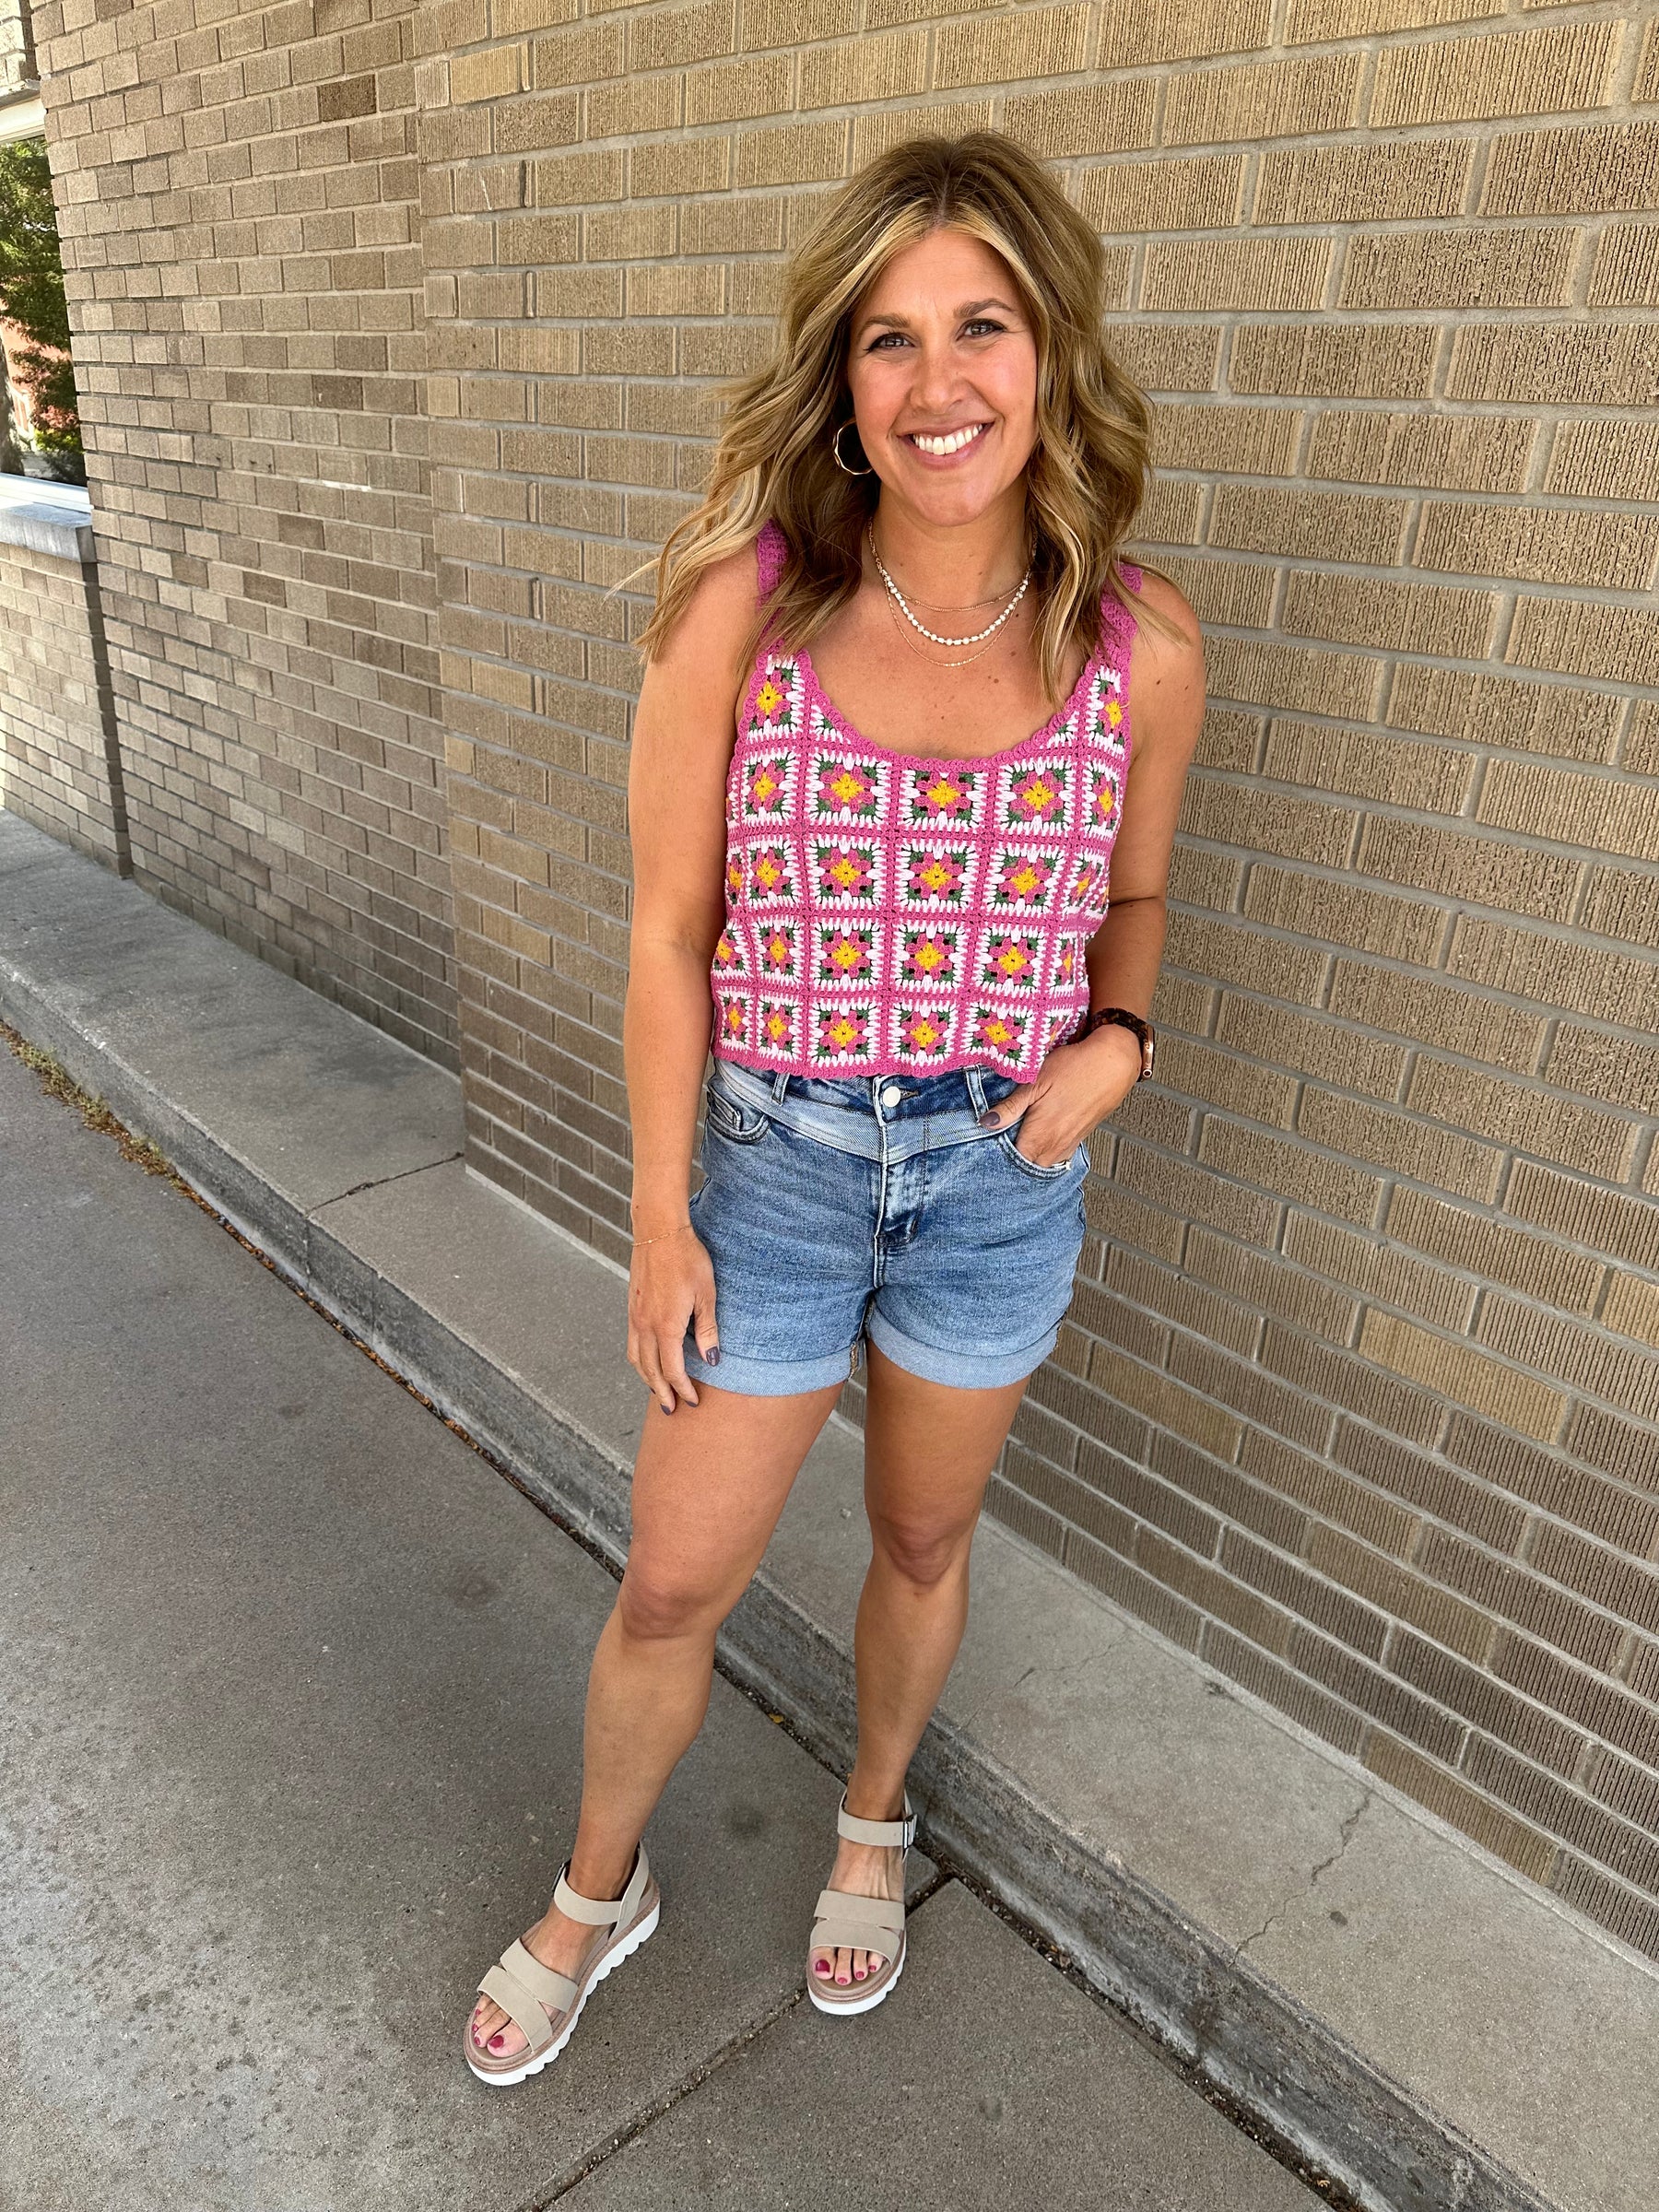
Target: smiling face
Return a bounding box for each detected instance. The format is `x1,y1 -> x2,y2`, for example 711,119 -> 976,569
845,227 -> 1040,530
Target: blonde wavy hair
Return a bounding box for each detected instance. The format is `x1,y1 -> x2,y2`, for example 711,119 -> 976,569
639,130 -> 1154,704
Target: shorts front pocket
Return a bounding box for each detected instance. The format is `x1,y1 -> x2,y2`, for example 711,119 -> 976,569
705,1077 -> 772,1145
996,1130 -> 1085,1182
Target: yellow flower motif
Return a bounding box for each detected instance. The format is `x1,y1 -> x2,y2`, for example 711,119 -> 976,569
830,938 -> 863,970
907,1018 -> 940,1051
765,1010 -> 790,1042
767,931 -> 792,967
1021,778 -> 1054,812
981,1018 -> 1012,1048
756,854 -> 782,889
996,943 -> 1030,977
827,1016 -> 859,1049
1106,700 -> 1122,728
755,677 -> 783,718
751,768 -> 778,806
912,941 -> 944,972
919,859 -> 952,892
830,855 -> 863,888
829,768 -> 867,805
1009,863 -> 1040,897
924,776 -> 960,811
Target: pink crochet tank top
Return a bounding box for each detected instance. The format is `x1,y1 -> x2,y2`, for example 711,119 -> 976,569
709,520 -> 1138,1083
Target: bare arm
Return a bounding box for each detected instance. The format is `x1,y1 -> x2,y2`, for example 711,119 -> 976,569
987,572 -> 1206,1161
623,548 -> 757,1410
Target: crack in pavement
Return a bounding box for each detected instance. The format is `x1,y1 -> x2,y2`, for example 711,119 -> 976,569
518,1988 -> 807,2209
947,1634 -> 1121,1745
309,1148 -> 465,1212
517,1869 -> 959,2208
1233,1787 -> 1373,1960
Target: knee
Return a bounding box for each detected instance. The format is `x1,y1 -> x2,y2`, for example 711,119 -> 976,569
869,1513 -> 973,1592
616,1557 -> 723,1643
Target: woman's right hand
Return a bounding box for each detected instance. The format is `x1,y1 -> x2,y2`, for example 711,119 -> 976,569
628,1223 -> 720,1413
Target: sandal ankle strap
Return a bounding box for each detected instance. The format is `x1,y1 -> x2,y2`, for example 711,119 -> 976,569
553,1841 -> 651,1927
835,1787 -> 916,1850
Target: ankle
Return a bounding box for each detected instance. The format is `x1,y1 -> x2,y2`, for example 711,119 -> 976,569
563,1841 -> 637,1905
842,1775 -> 907,1825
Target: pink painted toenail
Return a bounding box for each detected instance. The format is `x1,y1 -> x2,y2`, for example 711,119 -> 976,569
814,1959 -> 830,1974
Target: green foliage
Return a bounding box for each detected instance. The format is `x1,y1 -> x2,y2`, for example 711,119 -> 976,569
0,137 -> 80,460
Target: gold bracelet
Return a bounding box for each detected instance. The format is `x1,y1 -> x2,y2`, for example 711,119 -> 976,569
633,1221 -> 694,1249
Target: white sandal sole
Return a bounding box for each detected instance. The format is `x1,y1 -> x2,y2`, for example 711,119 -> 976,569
465,1899 -> 660,2087
807,1933 -> 905,2018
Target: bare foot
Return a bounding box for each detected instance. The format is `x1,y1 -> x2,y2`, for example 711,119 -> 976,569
469,1868 -> 629,2061
810,1830 -> 905,1991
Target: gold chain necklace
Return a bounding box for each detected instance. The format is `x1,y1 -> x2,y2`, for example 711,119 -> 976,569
881,589 -> 1004,670
867,524 -> 1032,649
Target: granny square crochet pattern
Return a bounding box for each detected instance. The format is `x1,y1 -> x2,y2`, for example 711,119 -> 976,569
710,521 -> 1139,1082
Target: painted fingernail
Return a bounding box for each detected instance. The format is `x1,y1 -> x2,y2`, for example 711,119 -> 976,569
706,1346 -> 721,1365
978,1110 -> 1000,1128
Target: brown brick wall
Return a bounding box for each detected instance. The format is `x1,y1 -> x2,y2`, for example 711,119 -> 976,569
1,0 -> 35,99
0,533 -> 127,870
29,0 -> 1659,1965
411,0 -> 1659,1964
28,0 -> 457,1064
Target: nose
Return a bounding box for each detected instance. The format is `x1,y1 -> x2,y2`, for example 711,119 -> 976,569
910,333 -> 962,413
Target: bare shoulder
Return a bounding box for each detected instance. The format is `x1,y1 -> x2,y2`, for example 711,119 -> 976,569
1127,566 -> 1203,676
644,542 -> 760,697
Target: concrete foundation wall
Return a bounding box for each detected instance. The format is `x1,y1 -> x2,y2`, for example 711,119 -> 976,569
19,0 -> 1659,1965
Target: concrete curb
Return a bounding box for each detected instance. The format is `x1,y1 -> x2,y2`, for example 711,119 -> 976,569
0,890 -> 1552,2212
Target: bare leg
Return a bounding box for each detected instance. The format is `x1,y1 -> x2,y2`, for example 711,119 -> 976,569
473,1378 -> 841,2056
810,1342 -> 1028,1989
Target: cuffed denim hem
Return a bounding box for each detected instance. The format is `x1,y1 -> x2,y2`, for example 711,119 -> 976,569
865,1307 -> 1059,1391
681,1336 -> 856,1397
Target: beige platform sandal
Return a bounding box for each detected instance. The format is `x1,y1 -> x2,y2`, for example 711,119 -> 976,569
806,1789 -> 916,2017
464,1843 -> 659,2086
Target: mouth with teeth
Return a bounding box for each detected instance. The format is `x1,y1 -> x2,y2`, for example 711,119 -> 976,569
906,422 -> 990,458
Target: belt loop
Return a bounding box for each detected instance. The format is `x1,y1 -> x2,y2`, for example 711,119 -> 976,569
964,1066 -> 988,1117
771,1070 -> 790,1102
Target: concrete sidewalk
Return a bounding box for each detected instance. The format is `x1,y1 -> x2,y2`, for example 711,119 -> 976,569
5,810 -> 1656,2212
0,1017 -> 1315,2211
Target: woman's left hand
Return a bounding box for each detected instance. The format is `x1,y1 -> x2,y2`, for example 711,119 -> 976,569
980,1026 -> 1144,1168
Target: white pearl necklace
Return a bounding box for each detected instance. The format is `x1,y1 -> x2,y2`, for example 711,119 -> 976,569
867,524 -> 1032,650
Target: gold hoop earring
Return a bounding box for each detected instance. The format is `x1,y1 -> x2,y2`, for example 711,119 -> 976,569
831,420 -> 873,477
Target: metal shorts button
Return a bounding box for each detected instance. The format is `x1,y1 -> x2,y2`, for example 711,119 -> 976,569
879,1084 -> 904,1111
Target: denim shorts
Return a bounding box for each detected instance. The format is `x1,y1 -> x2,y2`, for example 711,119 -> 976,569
682,1058 -> 1090,1396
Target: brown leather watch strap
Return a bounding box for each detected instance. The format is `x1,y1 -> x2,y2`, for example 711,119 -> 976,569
1076,1005 -> 1155,1079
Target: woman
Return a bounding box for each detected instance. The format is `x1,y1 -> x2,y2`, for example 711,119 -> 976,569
465,130 -> 1203,2080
